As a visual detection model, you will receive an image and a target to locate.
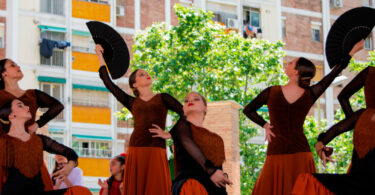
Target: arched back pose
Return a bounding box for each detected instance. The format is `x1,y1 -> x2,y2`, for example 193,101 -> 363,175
95,45 -> 184,195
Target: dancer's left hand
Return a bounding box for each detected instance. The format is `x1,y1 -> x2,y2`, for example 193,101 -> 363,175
27,123 -> 38,134
149,124 -> 171,139
53,160 -> 75,180
315,141 -> 335,167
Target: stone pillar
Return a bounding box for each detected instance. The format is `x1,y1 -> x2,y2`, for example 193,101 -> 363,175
203,101 -> 242,195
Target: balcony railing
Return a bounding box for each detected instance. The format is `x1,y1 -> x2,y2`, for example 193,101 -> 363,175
73,147 -> 112,158
41,50 -> 64,67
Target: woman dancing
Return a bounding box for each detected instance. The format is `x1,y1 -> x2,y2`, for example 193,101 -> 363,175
153,92 -> 232,195
0,58 -> 65,191
292,59 -> 375,195
0,99 -> 91,194
243,40 -> 364,195
95,44 -> 184,195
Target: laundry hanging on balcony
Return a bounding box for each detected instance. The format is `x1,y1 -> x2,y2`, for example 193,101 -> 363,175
39,38 -> 71,58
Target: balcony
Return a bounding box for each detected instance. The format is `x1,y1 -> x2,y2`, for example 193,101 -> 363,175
72,0 -> 111,22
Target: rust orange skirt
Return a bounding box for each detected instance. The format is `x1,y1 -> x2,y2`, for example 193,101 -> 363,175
179,179 -> 208,195
62,186 -> 92,195
292,173 -> 334,195
123,146 -> 171,195
252,152 -> 316,195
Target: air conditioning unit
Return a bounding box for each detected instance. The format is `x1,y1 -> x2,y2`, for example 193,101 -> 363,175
225,18 -> 239,29
116,5 -> 125,17
330,0 -> 343,9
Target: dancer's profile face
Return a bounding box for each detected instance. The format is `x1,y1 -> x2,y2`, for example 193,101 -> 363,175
183,92 -> 207,117
284,58 -> 299,78
9,99 -> 31,122
133,69 -> 152,88
2,60 -> 23,82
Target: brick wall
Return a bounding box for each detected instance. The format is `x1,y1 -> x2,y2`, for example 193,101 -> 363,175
282,0 -> 322,12
204,101 -> 241,195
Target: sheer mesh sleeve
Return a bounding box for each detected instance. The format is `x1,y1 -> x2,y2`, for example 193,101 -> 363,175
161,93 -> 184,118
317,109 -> 365,145
99,66 -> 135,111
173,119 -> 216,175
34,90 -> 64,128
243,87 -> 271,127
310,54 -> 352,101
338,67 -> 369,118
38,134 -> 78,162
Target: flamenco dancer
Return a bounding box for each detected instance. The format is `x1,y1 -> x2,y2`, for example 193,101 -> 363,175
151,92 -> 232,195
242,39 -> 364,195
95,44 -> 183,195
292,66 -> 375,194
0,99 -> 91,194
0,58 -> 65,191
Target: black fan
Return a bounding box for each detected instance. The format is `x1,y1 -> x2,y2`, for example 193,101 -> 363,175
86,21 -> 130,79
326,7 -> 375,68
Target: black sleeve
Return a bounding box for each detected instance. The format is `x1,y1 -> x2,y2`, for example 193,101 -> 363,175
317,109 -> 365,145
173,119 -> 216,175
38,134 -> 78,162
338,67 -> 369,118
34,90 -> 64,128
243,87 -> 271,127
99,66 -> 135,111
161,93 -> 184,118
310,54 -> 352,101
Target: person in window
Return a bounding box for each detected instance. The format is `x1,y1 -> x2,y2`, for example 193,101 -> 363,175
95,44 -> 184,195
98,153 -> 126,195
152,92 -> 232,195
0,58 -> 65,191
242,40 -> 364,195
52,155 -> 84,190
0,99 -> 91,194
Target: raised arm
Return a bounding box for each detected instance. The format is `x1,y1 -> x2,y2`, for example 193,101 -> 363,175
309,54 -> 351,101
161,93 -> 184,118
310,39 -> 364,101
338,67 -> 369,118
243,87 -> 270,127
99,66 -> 135,111
35,90 -> 64,128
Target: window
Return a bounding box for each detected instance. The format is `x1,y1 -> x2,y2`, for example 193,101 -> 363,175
311,24 -> 321,42
40,0 -> 64,15
72,139 -> 112,158
72,89 -> 109,107
243,8 -> 260,28
72,35 -> 95,53
40,82 -> 65,120
40,31 -> 66,67
365,36 -> 373,50
282,18 -> 286,38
